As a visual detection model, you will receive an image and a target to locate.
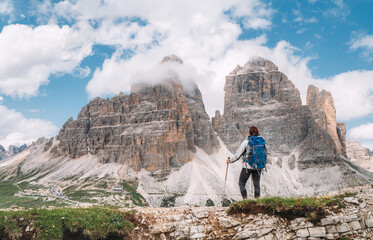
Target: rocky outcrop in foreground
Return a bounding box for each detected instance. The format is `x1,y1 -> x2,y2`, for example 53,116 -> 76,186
131,185 -> 373,240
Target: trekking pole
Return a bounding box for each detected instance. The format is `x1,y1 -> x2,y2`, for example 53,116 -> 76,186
224,157 -> 230,196
225,157 -> 230,181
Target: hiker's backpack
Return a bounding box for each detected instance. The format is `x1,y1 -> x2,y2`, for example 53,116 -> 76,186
248,135 -> 267,170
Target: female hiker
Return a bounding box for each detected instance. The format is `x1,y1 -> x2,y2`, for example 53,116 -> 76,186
227,126 -> 267,199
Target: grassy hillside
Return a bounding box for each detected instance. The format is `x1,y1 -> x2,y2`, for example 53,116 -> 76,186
0,179 -> 146,209
0,207 -> 135,240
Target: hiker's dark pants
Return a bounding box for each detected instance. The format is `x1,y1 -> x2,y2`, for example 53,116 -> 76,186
239,168 -> 261,199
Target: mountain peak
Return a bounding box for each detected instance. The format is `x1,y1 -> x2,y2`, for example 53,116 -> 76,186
161,54 -> 184,64
230,57 -> 278,75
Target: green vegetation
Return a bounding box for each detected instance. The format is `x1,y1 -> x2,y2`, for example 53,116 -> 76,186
228,193 -> 357,222
65,189 -> 116,204
17,181 -> 29,190
0,207 -> 136,240
95,181 -> 109,189
0,182 -> 18,196
206,199 -> 215,207
160,195 -> 176,207
119,181 -> 146,206
0,178 -> 147,208
0,181 -> 66,209
222,198 -> 232,207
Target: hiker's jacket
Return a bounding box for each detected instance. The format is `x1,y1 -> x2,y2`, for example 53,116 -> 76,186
229,135 -> 266,169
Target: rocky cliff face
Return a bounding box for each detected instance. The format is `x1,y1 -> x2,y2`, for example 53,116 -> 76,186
346,140 -> 373,172
1,56 -> 371,208
213,58 -> 305,153
212,57 -> 364,185
307,85 -> 346,157
0,145 -> 6,161
56,56 -> 218,174
7,144 -> 27,156
0,144 -> 27,161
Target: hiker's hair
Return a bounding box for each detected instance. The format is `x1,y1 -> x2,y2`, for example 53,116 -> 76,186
249,126 -> 259,136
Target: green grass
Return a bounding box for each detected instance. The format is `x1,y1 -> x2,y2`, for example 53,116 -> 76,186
17,181 -> 29,190
0,207 -> 136,240
0,182 -> 19,196
119,181 -> 146,206
206,199 -> 215,207
0,181 -> 67,209
228,193 -> 356,222
95,181 -> 109,189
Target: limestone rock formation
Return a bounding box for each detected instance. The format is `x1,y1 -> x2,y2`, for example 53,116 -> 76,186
7,144 -> 27,156
0,144 -> 27,161
306,85 -> 346,156
56,56 -> 217,174
0,145 -> 6,161
1,56 -> 371,208
213,57 -> 364,187
213,58 -> 305,154
346,140 -> 373,172
161,54 -> 184,64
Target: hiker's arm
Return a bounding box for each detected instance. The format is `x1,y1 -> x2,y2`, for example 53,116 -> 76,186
229,140 -> 248,163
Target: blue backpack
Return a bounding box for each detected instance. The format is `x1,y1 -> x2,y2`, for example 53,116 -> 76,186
248,135 -> 267,170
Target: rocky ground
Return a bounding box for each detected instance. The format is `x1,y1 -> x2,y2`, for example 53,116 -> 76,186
127,184 -> 373,240
2,185 -> 373,240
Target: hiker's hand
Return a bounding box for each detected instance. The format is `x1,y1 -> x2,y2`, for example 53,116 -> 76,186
227,157 -> 230,164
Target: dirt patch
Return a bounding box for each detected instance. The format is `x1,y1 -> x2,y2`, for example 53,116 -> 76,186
227,202 -> 272,216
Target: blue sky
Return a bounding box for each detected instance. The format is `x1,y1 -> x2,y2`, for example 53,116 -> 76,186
0,0 -> 373,149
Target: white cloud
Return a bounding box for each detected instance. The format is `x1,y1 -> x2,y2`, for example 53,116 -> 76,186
0,0 -> 13,15
0,0 -> 273,102
0,24 -> 93,98
27,109 -> 40,113
0,105 -> 58,148
348,123 -> 373,150
324,0 -> 350,19
50,0 -> 273,116
348,123 -> 373,140
350,33 -> 373,58
0,96 -> 3,102
314,33 -> 322,39
305,41 -> 314,50
229,1 -> 273,30
244,17 -> 271,30
315,71 -> 373,121
293,9 -> 318,24
72,66 -> 91,78
87,35 -> 316,118
49,0 -> 316,119
297,28 -> 307,34
30,0 -> 372,125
